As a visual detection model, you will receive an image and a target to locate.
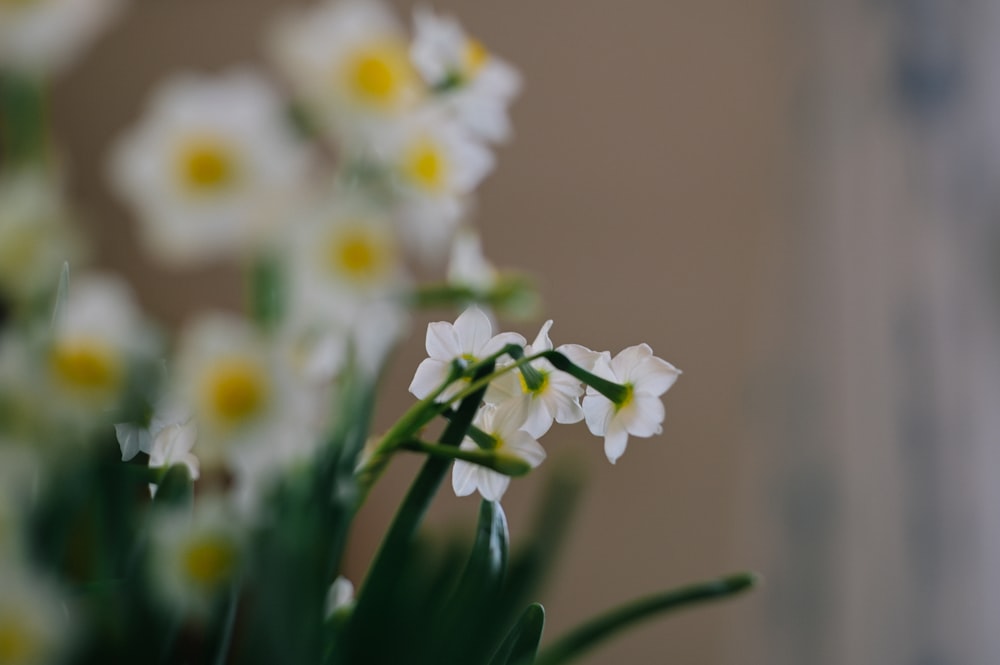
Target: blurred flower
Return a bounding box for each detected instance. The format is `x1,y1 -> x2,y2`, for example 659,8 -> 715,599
409,306 -> 524,401
386,110 -> 494,261
411,7 -> 522,143
488,320 -> 584,438
0,566 -> 69,665
269,0 -> 422,143
0,172 -> 81,308
148,418 -> 200,490
108,69 -> 309,264
452,404 -> 545,501
0,0 -> 121,75
325,575 -> 355,618
582,344 -> 681,464
447,226 -> 497,291
150,499 -> 242,615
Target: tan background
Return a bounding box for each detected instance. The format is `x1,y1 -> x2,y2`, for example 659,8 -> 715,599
54,1 -> 791,662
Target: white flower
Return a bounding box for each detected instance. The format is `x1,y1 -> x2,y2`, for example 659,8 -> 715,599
108,69 -> 309,264
452,404 -> 545,501
269,0 -> 422,141
47,272 -> 154,425
411,7 -> 521,143
408,306 -> 524,402
0,171 -> 82,306
386,111 -> 494,261
446,227 -> 496,291
150,499 -> 243,616
148,419 -> 200,488
581,344 -> 681,464
0,0 -> 121,75
325,576 -> 355,618
0,569 -> 69,665
488,321 -> 584,438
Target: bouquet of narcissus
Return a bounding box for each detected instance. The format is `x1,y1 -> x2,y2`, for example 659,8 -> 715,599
0,1 -> 755,664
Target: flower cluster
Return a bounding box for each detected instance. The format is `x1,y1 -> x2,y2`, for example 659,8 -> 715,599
0,2 -> 750,664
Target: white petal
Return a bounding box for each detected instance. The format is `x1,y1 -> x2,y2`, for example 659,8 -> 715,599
481,331 -> 527,358
409,358 -> 451,399
453,306 -> 493,356
452,460 -> 479,497
558,343 -> 605,373
479,470 -> 511,501
630,355 -> 681,396
623,393 -> 665,438
582,394 -> 614,436
529,320 -> 554,352
521,403 -> 555,439
491,399 -> 531,438
115,423 -> 147,461
603,420 -> 630,464
610,344 -> 653,381
426,321 -> 461,360
505,431 -> 547,469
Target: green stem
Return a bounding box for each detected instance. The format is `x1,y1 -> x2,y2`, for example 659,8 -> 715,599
400,439 -> 531,476
526,573 -> 758,665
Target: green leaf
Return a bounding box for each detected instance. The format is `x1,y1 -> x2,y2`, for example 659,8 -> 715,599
526,572 -> 758,665
152,465 -> 193,510
489,603 -> 546,665
248,255 -> 284,331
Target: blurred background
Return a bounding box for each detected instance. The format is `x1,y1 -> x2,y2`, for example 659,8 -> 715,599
46,0 -> 1000,662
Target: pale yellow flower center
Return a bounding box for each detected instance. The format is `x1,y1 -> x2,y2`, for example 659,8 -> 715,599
518,369 -> 549,396
176,138 -> 238,193
201,359 -> 269,427
0,613 -> 40,665
345,42 -> 415,108
182,536 -> 238,589
0,223 -> 45,282
403,138 -> 447,192
50,339 -> 123,395
615,383 -> 635,412
326,227 -> 391,283
463,39 -> 489,77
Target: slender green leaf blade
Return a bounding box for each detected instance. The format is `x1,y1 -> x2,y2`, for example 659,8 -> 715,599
490,603 -> 546,665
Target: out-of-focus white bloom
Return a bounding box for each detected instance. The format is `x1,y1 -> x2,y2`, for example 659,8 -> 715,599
148,418 -> 200,486
0,0 -> 121,75
488,321 -> 584,438
581,344 -> 681,464
447,227 -> 496,291
287,195 -> 406,321
385,111 -> 494,261
0,172 -> 81,306
108,69 -> 309,264
47,273 -> 152,425
325,575 -> 355,618
150,499 -> 242,615
452,404 -> 545,501
409,306 -> 524,401
269,0 -> 422,141
0,566 -> 69,665
172,313 -> 284,465
411,7 -> 521,143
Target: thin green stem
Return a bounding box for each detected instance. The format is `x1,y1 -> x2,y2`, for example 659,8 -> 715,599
399,439 -> 531,476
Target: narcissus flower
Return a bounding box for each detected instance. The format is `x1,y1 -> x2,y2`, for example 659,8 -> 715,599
0,566 -> 69,665
108,69 -> 308,264
409,306 -> 523,401
411,7 -> 521,143
581,344 -> 681,464
452,404 -> 545,501
0,0 -> 121,75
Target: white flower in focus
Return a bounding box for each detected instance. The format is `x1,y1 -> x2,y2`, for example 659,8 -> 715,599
409,306 -> 524,402
488,320 -> 584,438
581,344 -> 681,464
452,404 -> 545,502
411,7 -> 521,143
172,314 -> 283,465
269,0 -> 421,140
447,227 -> 496,291
150,500 -> 242,615
108,69 -> 308,264
0,0 -> 121,75
0,172 -> 82,306
47,272 -> 153,424
0,566 -> 69,665
386,111 -> 494,261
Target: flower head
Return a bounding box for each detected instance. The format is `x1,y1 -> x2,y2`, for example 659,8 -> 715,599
452,404 -> 545,501
0,0 -> 122,75
581,343 -> 680,464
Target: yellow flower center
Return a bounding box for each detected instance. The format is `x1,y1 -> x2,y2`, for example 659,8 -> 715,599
182,536 -> 238,589
0,613 -> 40,665
403,138 -> 447,192
326,227 -> 391,284
202,359 -> 269,427
518,369 -> 549,396
176,138 -> 238,193
50,339 -> 122,395
463,39 -> 489,77
345,42 -> 415,109
615,383 -> 635,412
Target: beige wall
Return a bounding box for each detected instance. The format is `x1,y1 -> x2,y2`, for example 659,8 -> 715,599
54,1 -> 791,662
